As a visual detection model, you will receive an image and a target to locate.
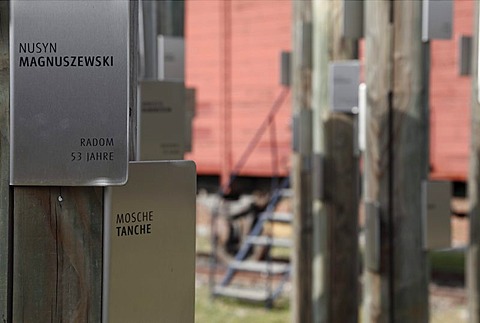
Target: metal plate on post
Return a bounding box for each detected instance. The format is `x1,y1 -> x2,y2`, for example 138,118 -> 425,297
422,180 -> 451,250
459,36 -> 472,76
10,1 -> 129,186
280,51 -> 291,86
103,161 -> 196,323
329,61 -> 360,113
422,0 -> 453,41
157,35 -> 184,82
292,115 -> 299,153
365,202 -> 380,272
343,0 -> 364,39
185,88 -> 196,152
299,109 -> 312,156
139,81 -> 185,160
312,153 -> 324,201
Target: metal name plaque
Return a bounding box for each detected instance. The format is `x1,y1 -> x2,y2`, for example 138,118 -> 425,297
139,81 -> 185,160
10,1 -> 129,186
422,180 -> 451,250
103,161 -> 196,323
329,61 -> 360,113
185,88 -> 196,152
157,35 -> 185,82
422,0 -> 453,41
343,0 -> 364,40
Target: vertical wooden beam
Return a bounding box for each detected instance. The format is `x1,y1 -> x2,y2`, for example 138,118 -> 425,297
0,1 -> 12,322
364,1 -> 428,322
220,0 -> 232,190
312,0 -> 358,322
391,2 -> 428,321
363,1 -> 392,321
10,3 -> 138,322
468,2 -> 480,322
13,187 -> 103,322
292,0 -> 313,322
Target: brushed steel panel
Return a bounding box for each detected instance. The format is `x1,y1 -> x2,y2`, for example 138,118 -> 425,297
10,0 -> 129,186
103,161 -> 196,323
422,0 -> 453,41
329,61 -> 360,113
157,35 -> 184,82
459,36 -> 472,76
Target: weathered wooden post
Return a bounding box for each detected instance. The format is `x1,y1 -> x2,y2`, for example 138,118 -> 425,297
468,2 -> 480,322
363,0 -> 429,321
292,0 -> 313,322
1,2 -> 138,322
311,0 -> 359,322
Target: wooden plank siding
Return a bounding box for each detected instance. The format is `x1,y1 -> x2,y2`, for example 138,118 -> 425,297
185,0 -> 292,178
430,0 -> 474,181
186,0 -> 475,183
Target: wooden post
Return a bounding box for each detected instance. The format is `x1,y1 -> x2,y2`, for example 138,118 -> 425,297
363,2 -> 394,320
0,2 -> 12,322
5,2 -> 138,322
363,1 -> 429,322
468,2 -> 480,322
311,0 -> 358,322
291,0 -> 313,322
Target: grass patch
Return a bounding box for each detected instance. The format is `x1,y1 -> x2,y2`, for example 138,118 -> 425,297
429,249 -> 465,276
196,233 -> 212,254
195,285 -> 290,323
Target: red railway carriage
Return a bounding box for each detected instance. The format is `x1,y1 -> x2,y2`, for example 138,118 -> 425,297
185,0 -> 473,185
429,0 -> 473,182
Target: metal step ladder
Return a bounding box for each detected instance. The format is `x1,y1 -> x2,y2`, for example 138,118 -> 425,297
212,178 -> 292,307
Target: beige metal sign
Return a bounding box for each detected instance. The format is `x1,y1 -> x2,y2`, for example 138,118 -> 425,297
103,161 -> 196,323
139,81 -> 185,160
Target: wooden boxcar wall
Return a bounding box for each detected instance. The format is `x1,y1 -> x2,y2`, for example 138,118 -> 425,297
186,0 -> 473,183
185,0 -> 292,178
430,0 -> 473,182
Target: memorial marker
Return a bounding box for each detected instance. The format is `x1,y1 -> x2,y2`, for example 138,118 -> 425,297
422,0 -> 453,42
10,1 -> 129,185
157,35 -> 185,82
139,81 -> 185,160
103,161 -> 196,323
185,88 -> 196,152
329,61 -> 360,113
422,180 -> 451,250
